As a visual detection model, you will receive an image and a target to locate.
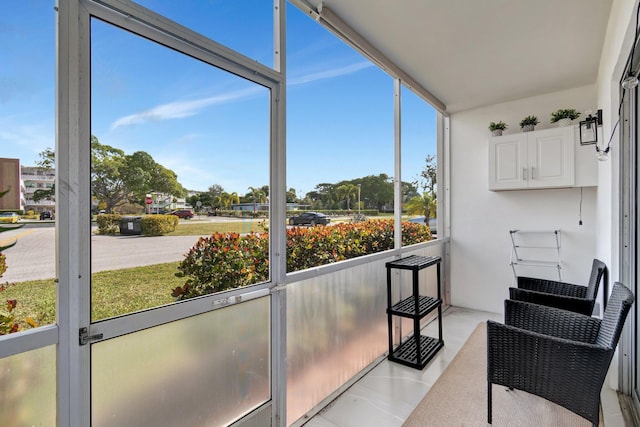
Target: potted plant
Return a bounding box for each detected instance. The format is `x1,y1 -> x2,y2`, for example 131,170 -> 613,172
519,115 -> 539,132
550,108 -> 580,127
488,121 -> 507,136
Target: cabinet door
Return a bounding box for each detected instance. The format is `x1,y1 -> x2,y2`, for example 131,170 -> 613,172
527,127 -> 574,188
488,134 -> 528,190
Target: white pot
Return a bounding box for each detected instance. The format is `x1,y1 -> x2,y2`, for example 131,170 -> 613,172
522,124 -> 535,132
556,118 -> 571,127
491,129 -> 503,136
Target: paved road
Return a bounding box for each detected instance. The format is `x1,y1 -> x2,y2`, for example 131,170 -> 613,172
1,225 -> 205,283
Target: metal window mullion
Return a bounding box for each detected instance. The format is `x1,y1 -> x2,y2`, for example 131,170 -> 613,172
394,79 -> 402,251
271,1 -> 287,426
57,1 -> 92,426
620,82 -> 637,396
438,112 -> 451,305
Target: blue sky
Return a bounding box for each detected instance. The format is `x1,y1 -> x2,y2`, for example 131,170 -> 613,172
1,1 -> 436,197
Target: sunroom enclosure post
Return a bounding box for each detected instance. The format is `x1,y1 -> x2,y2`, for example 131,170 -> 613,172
620,71 -> 637,397
272,0 -> 287,425
394,79 -> 402,250
57,0 -> 92,425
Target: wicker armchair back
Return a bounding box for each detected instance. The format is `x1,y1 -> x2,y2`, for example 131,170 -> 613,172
488,281 -> 634,426
596,281 -> 634,348
586,258 -> 607,300
509,258 -> 607,315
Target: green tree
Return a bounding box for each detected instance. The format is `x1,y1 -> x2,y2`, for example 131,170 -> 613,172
405,154 -> 438,224
90,136 -> 186,213
405,192 -> 437,224
187,192 -> 212,210
286,188 -> 298,204
336,183 -> 359,211
125,151 -> 185,203
313,183 -> 339,209
212,191 -> 238,210
32,148 -> 56,203
208,184 -> 225,199
359,174 -> 394,211
91,136 -> 131,212
246,186 -> 267,212
416,154 -> 437,195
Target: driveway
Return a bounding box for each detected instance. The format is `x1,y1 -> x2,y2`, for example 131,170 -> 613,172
1,226 -> 203,283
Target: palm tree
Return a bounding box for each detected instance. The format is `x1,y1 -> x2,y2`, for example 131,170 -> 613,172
337,184 -> 359,211
405,192 -> 437,224
247,186 -> 267,213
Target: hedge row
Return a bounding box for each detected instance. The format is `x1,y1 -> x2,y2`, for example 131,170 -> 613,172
172,219 -> 431,300
201,209 -> 379,218
95,214 -> 178,236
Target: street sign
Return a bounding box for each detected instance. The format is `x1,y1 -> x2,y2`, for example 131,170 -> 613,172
145,197 -> 153,205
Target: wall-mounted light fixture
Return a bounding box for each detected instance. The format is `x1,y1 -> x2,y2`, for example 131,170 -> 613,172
579,109 -> 601,145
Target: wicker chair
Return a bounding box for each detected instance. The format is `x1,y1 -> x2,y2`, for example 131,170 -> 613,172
487,282 -> 634,426
509,258 -> 607,315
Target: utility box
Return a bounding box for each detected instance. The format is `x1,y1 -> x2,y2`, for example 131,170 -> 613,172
119,216 -> 142,235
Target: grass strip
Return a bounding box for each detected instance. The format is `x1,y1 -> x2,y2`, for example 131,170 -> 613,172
1,262 -> 184,326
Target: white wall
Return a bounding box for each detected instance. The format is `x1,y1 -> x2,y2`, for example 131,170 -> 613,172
449,85 -> 599,314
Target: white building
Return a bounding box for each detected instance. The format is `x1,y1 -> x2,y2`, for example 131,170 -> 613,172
21,165 -> 55,214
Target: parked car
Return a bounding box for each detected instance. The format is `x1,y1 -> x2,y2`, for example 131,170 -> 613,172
169,209 -> 194,219
288,212 -> 330,226
40,211 -> 53,220
0,212 -> 20,223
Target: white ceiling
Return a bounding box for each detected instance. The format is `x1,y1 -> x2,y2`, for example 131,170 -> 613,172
302,0 -> 613,113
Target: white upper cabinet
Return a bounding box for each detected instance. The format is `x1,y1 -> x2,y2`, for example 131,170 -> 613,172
488,126 -> 595,191
489,133 -> 529,190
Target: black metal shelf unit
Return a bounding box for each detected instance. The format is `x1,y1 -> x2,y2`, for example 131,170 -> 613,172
386,255 -> 443,370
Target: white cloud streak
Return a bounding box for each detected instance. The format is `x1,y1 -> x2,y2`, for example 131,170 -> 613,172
288,61 -> 373,86
110,61 -> 372,130
110,86 -> 261,130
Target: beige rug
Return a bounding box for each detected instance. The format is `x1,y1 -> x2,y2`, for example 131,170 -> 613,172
403,322 -> 600,426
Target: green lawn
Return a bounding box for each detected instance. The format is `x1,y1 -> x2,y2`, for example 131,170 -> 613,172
166,219 -> 267,236
1,262 -> 185,327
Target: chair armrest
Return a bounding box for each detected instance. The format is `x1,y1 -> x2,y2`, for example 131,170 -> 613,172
509,288 -> 594,315
504,299 -> 600,343
487,321 -> 612,423
517,276 -> 587,298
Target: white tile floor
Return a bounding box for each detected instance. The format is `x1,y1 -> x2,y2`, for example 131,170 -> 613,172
303,306 -> 626,427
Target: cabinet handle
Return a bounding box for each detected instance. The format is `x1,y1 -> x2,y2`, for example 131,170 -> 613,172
531,167 -> 536,180
523,167 -> 527,181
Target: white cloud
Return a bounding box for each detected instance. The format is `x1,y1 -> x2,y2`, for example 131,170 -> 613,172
288,61 -> 373,86
109,60 -> 372,131
110,86 -> 261,130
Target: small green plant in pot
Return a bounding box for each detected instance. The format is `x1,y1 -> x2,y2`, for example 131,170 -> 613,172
488,121 -> 507,136
550,108 -> 580,127
519,115 -> 539,132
